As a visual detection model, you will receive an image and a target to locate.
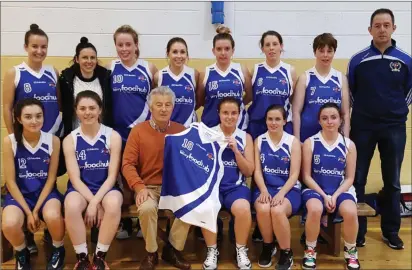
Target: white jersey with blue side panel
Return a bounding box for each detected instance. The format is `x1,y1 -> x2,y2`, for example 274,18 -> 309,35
10,131 -> 53,195
67,124 -> 112,193
303,131 -> 356,199
201,62 -> 248,130
158,65 -> 196,127
159,122 -> 228,233
212,125 -> 247,192
14,63 -> 62,135
110,59 -> 152,142
257,131 -> 301,190
300,67 -> 343,142
248,61 -> 293,123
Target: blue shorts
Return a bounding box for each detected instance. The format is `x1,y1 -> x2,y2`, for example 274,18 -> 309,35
3,189 -> 62,221
253,186 -> 301,216
301,189 -> 356,222
219,185 -> 251,210
247,120 -> 293,140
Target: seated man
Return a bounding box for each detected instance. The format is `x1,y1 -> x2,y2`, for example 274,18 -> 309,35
122,86 -> 191,270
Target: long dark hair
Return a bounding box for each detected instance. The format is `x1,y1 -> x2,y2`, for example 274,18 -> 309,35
13,98 -> 45,146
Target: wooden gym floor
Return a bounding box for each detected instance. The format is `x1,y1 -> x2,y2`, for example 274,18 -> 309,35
2,216 -> 411,269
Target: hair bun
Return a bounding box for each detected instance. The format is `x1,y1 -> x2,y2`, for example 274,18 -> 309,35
30,23 -> 39,31
80,36 -> 88,44
216,25 -> 231,34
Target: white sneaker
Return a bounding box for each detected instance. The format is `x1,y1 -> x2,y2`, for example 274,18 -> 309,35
236,246 -> 251,269
136,229 -> 144,238
203,247 -> 219,270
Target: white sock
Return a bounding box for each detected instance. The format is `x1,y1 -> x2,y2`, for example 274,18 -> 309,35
236,243 -> 245,249
53,240 -> 64,248
344,241 -> 356,250
306,240 -> 317,250
96,242 -> 110,254
73,243 -> 87,254
207,244 -> 217,249
15,242 -> 27,251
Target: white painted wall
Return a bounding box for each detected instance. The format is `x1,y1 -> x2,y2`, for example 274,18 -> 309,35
1,1 -> 410,58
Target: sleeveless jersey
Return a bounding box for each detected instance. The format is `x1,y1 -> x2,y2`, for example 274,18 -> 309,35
159,122 -> 227,233
10,131 -> 53,195
248,61 -> 293,123
158,65 -> 196,127
300,67 -> 343,142
309,132 -> 355,196
14,63 -> 62,135
111,59 -> 152,142
201,63 -> 248,130
212,125 -> 247,192
67,124 -> 112,192
257,131 -> 300,190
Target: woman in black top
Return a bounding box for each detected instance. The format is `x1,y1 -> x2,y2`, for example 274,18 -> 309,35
59,37 -> 113,138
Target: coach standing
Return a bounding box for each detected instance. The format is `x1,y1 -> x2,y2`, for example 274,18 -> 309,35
347,8 -> 411,250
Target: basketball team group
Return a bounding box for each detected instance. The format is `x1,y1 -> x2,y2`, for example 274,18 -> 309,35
2,7 -> 411,270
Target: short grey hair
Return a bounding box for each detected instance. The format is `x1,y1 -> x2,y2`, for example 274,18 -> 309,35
147,86 -> 176,107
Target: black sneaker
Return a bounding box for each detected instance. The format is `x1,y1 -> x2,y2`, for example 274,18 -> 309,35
356,236 -> 366,247
258,242 -> 276,268
92,251 -> 109,270
24,231 -> 38,254
15,247 -> 31,270
276,249 -> 293,270
382,234 -> 404,250
74,253 -> 91,270
47,246 -> 65,270
252,225 -> 263,242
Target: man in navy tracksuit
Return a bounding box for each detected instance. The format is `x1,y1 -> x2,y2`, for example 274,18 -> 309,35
347,8 -> 411,250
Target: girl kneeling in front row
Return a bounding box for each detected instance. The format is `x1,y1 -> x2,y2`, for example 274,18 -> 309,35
63,90 -> 123,270
301,102 -> 360,270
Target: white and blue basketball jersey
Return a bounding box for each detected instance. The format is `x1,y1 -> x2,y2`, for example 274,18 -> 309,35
213,125 -> 247,192
158,65 -> 196,127
14,63 -> 62,135
111,59 -> 152,142
300,67 -> 343,142
201,63 -> 248,130
159,122 -> 227,233
308,132 -> 355,196
67,124 -> 112,193
10,131 -> 53,195
248,61 -> 293,123
257,131 -> 300,190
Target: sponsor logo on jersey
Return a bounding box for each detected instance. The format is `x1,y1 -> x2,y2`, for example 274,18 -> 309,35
113,84 -> 148,94
308,96 -> 341,105
43,158 -> 50,164
390,61 -> 401,72
279,78 -> 287,85
185,85 -> 193,91
338,156 -> 346,164
33,93 -> 57,102
175,96 -> 194,104
80,160 -> 109,169
19,170 -> 48,179
179,150 -> 210,173
313,167 -> 344,176
215,90 -> 241,99
24,83 -> 32,93
223,159 -> 237,167
263,165 -> 289,175
256,87 -> 288,96
333,86 -> 341,92
49,82 -> 56,87
101,148 -> 110,155
207,153 -> 214,160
